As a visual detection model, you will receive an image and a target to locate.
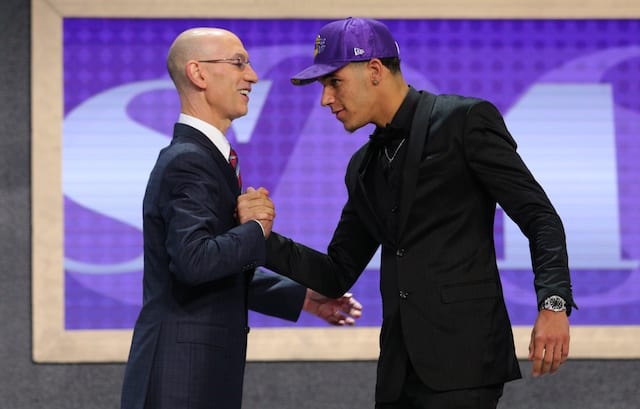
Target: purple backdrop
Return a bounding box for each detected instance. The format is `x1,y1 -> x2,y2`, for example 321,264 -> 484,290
62,18 -> 640,329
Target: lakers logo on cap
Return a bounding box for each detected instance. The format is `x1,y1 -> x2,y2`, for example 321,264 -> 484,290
314,35 -> 327,58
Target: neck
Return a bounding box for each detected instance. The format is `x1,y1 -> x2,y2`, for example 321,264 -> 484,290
181,103 -> 230,135
374,78 -> 409,127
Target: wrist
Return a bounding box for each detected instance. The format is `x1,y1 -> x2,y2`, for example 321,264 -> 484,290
302,289 -> 317,314
251,219 -> 266,237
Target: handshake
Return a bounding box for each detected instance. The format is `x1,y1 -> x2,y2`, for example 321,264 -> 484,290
236,187 -> 276,238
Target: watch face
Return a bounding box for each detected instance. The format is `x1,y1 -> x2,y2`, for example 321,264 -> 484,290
544,295 -> 566,311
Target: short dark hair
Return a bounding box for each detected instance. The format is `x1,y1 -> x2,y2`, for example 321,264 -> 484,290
379,57 -> 401,74
351,57 -> 401,74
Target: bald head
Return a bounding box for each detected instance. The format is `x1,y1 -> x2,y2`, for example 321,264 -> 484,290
166,27 -> 240,91
165,27 -> 258,131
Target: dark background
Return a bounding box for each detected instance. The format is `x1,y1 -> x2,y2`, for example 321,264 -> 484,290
1,0 -> 638,407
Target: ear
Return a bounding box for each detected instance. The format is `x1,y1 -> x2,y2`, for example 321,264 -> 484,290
367,58 -> 384,85
185,60 -> 207,89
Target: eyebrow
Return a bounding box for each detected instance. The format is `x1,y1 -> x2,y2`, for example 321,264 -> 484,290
319,72 -> 342,83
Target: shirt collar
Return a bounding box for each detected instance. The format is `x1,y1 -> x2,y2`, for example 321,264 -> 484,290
388,86 -> 421,133
178,113 -> 231,160
369,86 -> 421,147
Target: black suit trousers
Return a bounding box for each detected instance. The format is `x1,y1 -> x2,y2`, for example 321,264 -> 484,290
376,361 -> 504,409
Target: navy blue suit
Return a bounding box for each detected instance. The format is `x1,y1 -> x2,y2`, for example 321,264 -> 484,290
121,123 -> 306,409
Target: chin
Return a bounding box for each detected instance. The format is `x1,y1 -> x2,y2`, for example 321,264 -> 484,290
343,122 -> 364,133
234,109 -> 248,119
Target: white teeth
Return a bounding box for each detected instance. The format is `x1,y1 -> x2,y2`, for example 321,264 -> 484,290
239,90 -> 249,96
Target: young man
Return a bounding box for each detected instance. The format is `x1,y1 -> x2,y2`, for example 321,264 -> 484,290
261,17 -> 576,408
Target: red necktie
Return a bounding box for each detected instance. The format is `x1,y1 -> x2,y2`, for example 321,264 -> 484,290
229,147 -> 242,189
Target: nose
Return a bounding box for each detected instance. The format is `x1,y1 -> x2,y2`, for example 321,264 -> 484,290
245,64 -> 258,83
320,86 -> 334,107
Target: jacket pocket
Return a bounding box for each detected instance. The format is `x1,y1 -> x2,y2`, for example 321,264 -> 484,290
440,279 -> 499,304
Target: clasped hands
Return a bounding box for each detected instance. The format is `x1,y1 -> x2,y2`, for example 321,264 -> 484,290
236,188 -> 364,326
237,186 -> 275,237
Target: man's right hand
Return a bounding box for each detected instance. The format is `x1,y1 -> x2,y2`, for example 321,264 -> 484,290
237,187 -> 275,237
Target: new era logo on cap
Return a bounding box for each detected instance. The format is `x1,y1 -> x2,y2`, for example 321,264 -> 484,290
291,17 -> 400,85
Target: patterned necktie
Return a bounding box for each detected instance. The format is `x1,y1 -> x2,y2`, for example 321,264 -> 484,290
229,147 -> 242,189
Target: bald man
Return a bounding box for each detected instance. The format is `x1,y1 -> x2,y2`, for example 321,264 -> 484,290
120,28 -> 362,409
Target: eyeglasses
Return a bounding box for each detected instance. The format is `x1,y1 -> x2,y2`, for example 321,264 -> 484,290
197,57 -> 251,70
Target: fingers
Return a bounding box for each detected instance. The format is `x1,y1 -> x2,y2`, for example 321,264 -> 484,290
327,308 -> 355,326
330,294 -> 363,325
550,342 -> 564,373
302,290 -> 364,326
338,293 -> 363,319
245,186 -> 270,195
529,335 -> 545,377
529,330 -> 570,377
347,294 -> 363,312
319,300 -> 359,326
236,187 -> 275,237
530,342 -> 567,377
236,187 -> 275,224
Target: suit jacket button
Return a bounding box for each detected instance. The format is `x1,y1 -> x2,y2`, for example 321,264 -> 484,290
391,205 -> 399,213
396,248 -> 406,257
399,291 -> 409,299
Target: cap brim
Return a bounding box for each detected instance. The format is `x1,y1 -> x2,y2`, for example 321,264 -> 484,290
290,61 -> 349,85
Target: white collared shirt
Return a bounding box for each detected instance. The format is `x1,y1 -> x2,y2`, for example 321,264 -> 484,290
178,113 -> 231,161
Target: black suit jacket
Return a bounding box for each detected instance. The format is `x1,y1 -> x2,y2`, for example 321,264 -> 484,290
266,90 -> 575,401
121,123 -> 306,409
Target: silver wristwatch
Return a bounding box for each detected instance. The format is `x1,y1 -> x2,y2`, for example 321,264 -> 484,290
541,295 -> 567,312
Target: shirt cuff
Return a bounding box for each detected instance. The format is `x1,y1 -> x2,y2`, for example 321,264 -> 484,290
251,219 -> 266,237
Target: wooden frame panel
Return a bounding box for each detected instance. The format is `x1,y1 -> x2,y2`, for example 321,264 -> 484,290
32,0 -> 640,362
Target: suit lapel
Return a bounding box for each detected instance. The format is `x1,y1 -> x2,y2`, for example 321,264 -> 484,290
358,146 -> 388,237
173,123 -> 241,196
397,92 -> 437,239
343,145 -> 387,243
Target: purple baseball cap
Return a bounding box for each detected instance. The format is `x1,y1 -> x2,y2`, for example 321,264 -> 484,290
291,17 -> 400,85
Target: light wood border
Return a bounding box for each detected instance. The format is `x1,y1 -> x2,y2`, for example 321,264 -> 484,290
32,0 -> 640,362
30,0 -> 640,19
